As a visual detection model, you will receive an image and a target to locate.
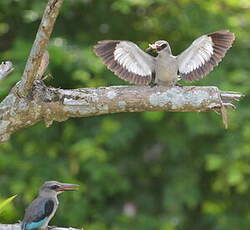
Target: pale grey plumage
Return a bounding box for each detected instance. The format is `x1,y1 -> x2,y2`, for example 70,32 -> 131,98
94,30 -> 235,86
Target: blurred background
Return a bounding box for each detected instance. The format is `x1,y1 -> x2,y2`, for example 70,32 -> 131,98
0,0 -> 250,229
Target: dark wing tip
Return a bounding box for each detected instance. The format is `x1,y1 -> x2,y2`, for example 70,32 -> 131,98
94,40 -> 120,56
208,30 -> 235,47
208,29 -> 235,62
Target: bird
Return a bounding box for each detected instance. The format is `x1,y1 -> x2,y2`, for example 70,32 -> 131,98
21,181 -> 79,230
94,30 -> 235,86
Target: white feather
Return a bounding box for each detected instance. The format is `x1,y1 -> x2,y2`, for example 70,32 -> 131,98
178,35 -> 214,74
114,42 -> 152,76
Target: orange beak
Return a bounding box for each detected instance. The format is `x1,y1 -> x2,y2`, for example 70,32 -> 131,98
56,183 -> 79,191
146,43 -> 158,52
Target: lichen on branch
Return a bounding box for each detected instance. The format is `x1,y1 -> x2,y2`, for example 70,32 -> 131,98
0,80 -> 243,143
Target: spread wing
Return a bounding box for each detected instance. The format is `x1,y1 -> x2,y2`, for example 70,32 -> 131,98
21,198 -> 54,230
177,30 -> 235,81
94,40 -> 155,85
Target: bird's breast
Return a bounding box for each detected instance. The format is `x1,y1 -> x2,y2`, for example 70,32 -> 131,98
155,55 -> 178,86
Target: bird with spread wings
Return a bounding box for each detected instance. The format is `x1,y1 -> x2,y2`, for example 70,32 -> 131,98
94,30 -> 235,86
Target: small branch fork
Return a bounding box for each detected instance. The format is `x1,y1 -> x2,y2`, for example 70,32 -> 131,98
0,0 -> 244,145
17,0 -> 64,97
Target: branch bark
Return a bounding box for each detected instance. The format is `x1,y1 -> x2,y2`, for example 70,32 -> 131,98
17,0 -> 63,97
0,224 -> 80,230
0,61 -> 14,81
0,80 -> 243,142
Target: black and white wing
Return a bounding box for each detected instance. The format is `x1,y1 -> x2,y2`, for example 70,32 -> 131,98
94,40 -> 155,85
177,30 -> 235,81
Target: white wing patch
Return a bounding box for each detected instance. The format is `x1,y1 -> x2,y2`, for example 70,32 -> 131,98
179,36 -> 213,74
94,40 -> 156,85
114,42 -> 152,77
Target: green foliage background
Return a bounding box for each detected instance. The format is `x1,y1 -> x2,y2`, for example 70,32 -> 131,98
0,0 -> 250,229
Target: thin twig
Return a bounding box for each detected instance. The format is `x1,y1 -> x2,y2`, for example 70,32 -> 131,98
37,50 -> 50,79
0,61 -> 14,81
17,0 -> 64,97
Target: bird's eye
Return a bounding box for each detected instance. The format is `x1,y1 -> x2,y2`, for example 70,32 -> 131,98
50,185 -> 60,190
160,43 -> 167,49
156,43 -> 167,51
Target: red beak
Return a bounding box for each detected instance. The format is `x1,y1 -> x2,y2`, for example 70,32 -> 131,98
56,183 -> 79,191
146,43 -> 159,52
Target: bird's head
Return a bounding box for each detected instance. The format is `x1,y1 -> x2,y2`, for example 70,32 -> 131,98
40,181 -> 79,196
146,40 -> 171,54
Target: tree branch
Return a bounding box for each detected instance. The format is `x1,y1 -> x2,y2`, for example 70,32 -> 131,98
0,81 -> 243,142
17,0 -> 64,97
0,61 -> 14,80
0,224 -> 80,230
0,0 -> 244,142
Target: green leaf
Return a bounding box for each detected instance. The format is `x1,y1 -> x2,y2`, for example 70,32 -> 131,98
0,195 -> 17,214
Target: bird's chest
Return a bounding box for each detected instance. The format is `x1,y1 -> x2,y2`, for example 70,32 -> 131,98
155,55 -> 178,86
42,200 -> 58,229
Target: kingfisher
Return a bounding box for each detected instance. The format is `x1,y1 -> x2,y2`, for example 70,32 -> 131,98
94,30 -> 234,86
21,181 -> 79,230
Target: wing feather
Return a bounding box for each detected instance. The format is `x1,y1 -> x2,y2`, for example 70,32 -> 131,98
177,30 -> 235,81
22,197 -> 54,230
94,40 -> 155,85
